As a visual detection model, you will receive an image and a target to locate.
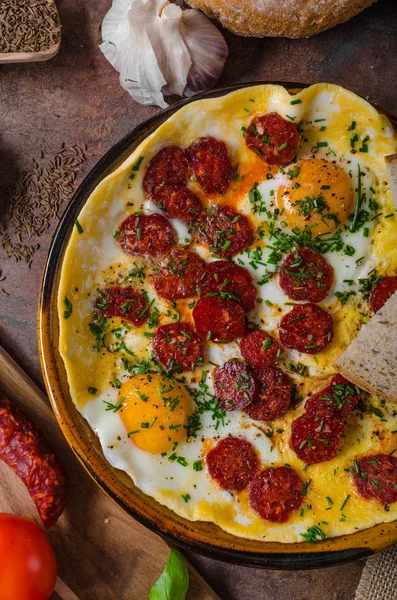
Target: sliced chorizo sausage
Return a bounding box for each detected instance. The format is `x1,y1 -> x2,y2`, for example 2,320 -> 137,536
279,303 -> 333,354
152,323 -> 204,373
118,213 -> 177,258
152,249 -> 205,300
96,287 -> 148,327
193,296 -> 246,342
249,466 -> 304,523
370,276 -> 397,313
279,248 -> 334,303
240,330 -> 283,368
290,405 -> 344,464
151,185 -> 202,223
305,374 -> 360,418
245,113 -> 300,165
198,260 -> 257,312
197,205 -> 254,258
0,394 -> 67,529
143,146 -> 190,196
212,361 -> 256,411
244,367 -> 291,422
206,437 -> 259,492
352,454 -> 397,506
185,136 -> 233,195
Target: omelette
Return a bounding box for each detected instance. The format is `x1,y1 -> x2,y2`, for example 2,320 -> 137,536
58,83 -> 397,543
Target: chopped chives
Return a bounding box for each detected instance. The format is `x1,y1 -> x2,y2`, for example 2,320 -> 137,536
340,495 -> 351,511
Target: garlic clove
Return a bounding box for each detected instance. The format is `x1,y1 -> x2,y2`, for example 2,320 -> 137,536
160,2 -> 182,19
181,8 -> 228,95
121,25 -> 168,108
100,0 -> 167,108
100,0 -> 132,72
148,0 -> 192,97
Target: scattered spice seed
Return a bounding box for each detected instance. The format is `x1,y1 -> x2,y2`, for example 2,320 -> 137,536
0,143 -> 88,265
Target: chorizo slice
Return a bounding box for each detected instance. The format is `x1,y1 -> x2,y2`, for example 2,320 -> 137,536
206,437 -> 259,492
197,205 -> 254,259
96,287 -> 148,327
352,454 -> 397,507
0,394 -> 67,529
290,405 -> 344,464
118,213 -> 177,258
370,276 -> 397,313
192,296 -> 246,342
152,323 -> 204,372
151,185 -> 202,223
240,330 -> 283,368
249,467 -> 304,523
143,146 -> 190,196
152,249 -> 205,300
279,303 -> 333,354
279,248 -> 334,303
245,113 -> 300,165
212,361 -> 256,411
244,367 -> 291,422
305,374 -> 360,418
185,136 -> 233,195
198,260 -> 257,312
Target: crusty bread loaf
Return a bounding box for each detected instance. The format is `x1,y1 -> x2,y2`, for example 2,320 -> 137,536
385,154 -> 397,210
334,292 -> 397,403
186,0 -> 377,38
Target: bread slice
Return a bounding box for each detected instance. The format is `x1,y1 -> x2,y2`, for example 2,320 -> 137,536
334,292 -> 397,403
186,0 -> 377,38
385,153 -> 397,209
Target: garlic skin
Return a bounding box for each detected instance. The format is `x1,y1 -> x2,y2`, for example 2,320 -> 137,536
101,0 -> 167,107
150,2 -> 192,97
180,9 -> 228,96
100,0 -> 228,108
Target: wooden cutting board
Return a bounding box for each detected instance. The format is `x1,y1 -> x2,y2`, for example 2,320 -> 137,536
0,346 -> 220,600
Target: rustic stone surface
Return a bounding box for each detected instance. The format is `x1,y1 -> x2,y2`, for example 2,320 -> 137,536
0,0 -> 396,597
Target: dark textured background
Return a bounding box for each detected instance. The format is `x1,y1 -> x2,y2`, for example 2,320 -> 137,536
1,0 -> 396,597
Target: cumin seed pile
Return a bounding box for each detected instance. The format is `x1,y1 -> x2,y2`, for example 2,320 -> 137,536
0,143 -> 88,265
0,0 -> 61,53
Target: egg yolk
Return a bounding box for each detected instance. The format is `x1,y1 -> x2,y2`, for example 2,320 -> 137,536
277,158 -> 354,234
118,374 -> 190,454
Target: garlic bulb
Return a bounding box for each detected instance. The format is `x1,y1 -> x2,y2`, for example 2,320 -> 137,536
100,0 -> 228,108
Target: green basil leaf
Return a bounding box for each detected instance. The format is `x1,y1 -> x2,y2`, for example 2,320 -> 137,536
149,549 -> 189,600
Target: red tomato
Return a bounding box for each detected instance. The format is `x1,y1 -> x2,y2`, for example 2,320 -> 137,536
0,514 -> 57,600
